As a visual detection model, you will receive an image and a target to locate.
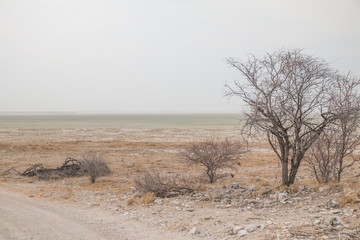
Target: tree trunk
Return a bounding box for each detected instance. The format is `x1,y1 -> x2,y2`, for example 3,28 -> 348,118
289,166 -> 298,185
281,160 -> 289,186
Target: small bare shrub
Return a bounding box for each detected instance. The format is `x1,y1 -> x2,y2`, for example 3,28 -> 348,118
306,74 -> 360,184
135,171 -> 195,198
81,152 -> 110,183
181,138 -> 245,183
305,132 -> 335,184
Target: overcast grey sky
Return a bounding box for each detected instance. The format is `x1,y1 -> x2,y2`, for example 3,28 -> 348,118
1,0 -> 359,113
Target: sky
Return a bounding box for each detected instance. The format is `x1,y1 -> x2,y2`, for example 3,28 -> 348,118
1,0 -> 359,113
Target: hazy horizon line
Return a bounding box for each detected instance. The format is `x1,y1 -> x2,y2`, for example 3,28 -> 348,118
0,111 -> 242,115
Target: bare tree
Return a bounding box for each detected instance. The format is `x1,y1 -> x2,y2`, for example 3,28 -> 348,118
81,152 -> 110,183
181,138 -> 244,183
225,49 -> 339,186
307,74 -> 360,183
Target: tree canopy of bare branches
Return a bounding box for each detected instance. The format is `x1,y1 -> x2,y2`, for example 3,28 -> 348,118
181,138 -> 245,183
225,49 -> 344,186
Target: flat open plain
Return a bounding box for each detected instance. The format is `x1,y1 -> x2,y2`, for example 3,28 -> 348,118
1,129 -> 359,239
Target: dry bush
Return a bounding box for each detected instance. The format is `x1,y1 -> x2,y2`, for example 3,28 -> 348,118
81,152 -> 110,183
305,132 -> 335,184
135,171 -> 195,198
181,138 -> 245,183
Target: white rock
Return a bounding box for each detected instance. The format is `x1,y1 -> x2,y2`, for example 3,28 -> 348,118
330,209 -> 341,214
233,226 -> 242,234
266,220 -> 273,225
319,186 -> 329,192
154,199 -> 163,205
245,224 -> 257,232
314,219 -> 321,225
237,230 -> 248,237
170,199 -> 180,205
190,227 -> 201,235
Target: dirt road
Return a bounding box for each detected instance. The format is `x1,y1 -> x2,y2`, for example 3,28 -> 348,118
0,188 -> 183,240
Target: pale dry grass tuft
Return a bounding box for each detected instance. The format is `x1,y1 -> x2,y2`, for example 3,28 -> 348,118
126,197 -> 136,206
337,191 -> 360,206
140,192 -> 155,205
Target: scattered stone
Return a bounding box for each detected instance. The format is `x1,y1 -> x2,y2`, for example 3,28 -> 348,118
154,199 -> 163,205
229,183 -> 241,189
190,227 -> 201,235
280,198 -> 290,204
175,207 -> 182,211
313,219 -> 321,225
248,185 -> 257,191
329,217 -> 343,227
193,193 -> 210,201
326,199 -> 339,209
220,198 -> 231,204
245,224 -> 257,233
209,190 -> 222,202
330,209 -> 341,214
266,220 -> 273,225
225,223 -> 235,234
227,230 -> 235,235
183,203 -> 191,208
277,192 -> 288,201
214,220 -> 221,225
170,199 -> 180,205
237,230 -> 248,237
319,186 -> 330,192
269,193 -> 277,199
233,226 -> 242,234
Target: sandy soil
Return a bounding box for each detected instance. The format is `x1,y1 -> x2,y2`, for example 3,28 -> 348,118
0,188 -> 183,240
0,129 -> 359,239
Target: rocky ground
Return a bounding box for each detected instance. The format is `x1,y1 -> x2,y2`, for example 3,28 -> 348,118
1,129 -> 360,239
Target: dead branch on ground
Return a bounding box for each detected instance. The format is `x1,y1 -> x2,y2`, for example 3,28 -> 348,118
21,157 -> 84,179
135,171 -> 196,198
0,167 -> 21,176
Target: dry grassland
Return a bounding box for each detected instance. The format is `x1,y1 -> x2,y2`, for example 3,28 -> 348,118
1,128 -> 359,239
0,129 -> 283,191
